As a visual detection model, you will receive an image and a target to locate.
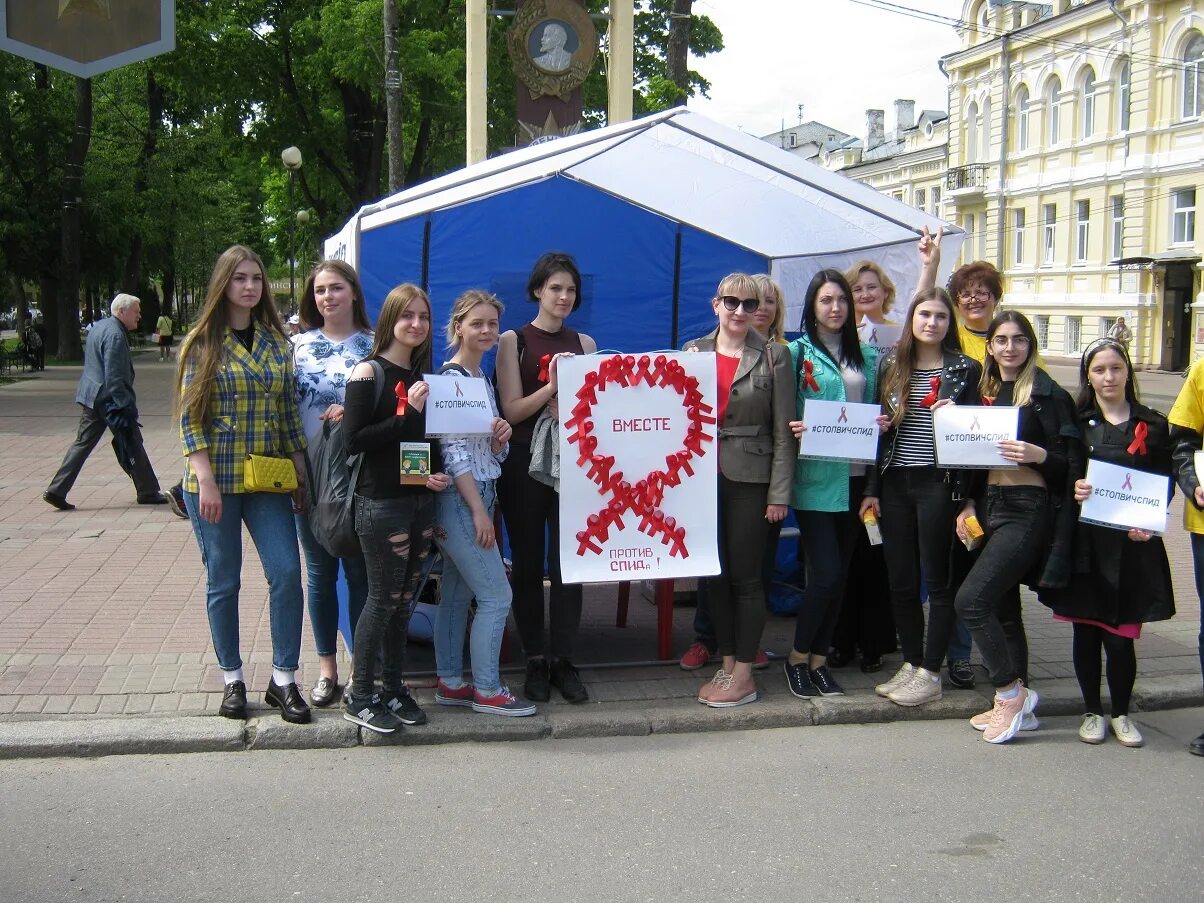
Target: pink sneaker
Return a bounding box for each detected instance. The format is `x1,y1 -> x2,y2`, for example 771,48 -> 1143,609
983,684 -> 1039,744
697,668 -> 729,703
679,642 -> 714,671
434,680 -> 474,707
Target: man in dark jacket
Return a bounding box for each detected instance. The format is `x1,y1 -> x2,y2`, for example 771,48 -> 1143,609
43,294 -> 173,512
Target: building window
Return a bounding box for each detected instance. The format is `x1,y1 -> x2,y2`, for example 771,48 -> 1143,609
930,186 -> 941,216
1043,203 -> 1057,264
1173,188 -> 1197,244
1047,77 -> 1062,144
788,133 -> 797,148
966,101 -> 979,162
1110,195 -> 1124,261
914,188 -> 926,210
1075,200 -> 1090,263
1035,315 -> 1050,350
1012,208 -> 1026,266
1065,316 -> 1081,354
1101,316 -> 1118,338
1184,31 -> 1204,120
1117,57 -> 1131,131
1081,68 -> 1097,138
1015,86 -> 1031,150
893,191 -> 905,202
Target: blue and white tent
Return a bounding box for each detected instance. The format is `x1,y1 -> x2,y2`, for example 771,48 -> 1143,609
324,109 -> 963,351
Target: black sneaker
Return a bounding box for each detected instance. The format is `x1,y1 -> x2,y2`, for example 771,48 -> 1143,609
810,665 -> 845,697
524,658 -> 551,702
784,661 -> 819,699
382,687 -> 428,725
166,483 -> 188,519
344,694 -> 404,734
549,658 -> 589,704
947,659 -> 976,689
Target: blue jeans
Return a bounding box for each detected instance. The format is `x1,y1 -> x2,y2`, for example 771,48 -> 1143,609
948,620 -> 973,661
185,490 -> 304,672
295,513 -> 368,657
433,480 -> 512,693
1191,533 -> 1204,684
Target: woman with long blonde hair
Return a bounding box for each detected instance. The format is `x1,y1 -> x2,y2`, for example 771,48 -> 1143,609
177,245 -> 311,725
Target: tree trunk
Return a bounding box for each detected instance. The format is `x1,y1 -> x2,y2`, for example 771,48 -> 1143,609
666,0 -> 693,105
11,274 -> 28,336
57,77 -> 92,361
39,275 -> 59,353
383,0 -> 403,193
123,70 -> 165,294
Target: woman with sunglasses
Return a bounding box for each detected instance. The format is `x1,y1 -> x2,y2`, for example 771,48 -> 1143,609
954,311 -> 1082,744
684,275 -> 796,707
782,270 -> 876,699
1040,339 -> 1172,748
861,288 -> 980,708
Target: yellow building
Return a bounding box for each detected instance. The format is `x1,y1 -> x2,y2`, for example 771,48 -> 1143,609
944,0 -> 1204,369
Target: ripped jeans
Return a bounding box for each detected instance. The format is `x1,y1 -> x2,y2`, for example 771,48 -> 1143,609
349,493 -> 435,700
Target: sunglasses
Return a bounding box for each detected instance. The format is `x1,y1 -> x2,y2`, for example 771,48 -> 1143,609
719,296 -> 759,313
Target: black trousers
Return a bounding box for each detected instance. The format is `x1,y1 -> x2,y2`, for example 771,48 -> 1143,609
47,403 -> 160,499
792,478 -> 865,656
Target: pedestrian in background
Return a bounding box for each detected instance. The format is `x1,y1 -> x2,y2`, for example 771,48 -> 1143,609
177,245 -> 311,725
1107,316 -> 1133,350
155,311 -> 174,361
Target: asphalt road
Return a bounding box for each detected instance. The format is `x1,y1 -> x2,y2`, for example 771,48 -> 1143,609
3,709 -> 1203,903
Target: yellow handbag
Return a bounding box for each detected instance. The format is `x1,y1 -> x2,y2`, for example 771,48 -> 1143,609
244,454 -> 298,493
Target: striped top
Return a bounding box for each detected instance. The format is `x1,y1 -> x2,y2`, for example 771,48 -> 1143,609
889,367 -> 942,468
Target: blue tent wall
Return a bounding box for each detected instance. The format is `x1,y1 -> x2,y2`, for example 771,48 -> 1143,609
359,216 -> 427,311
674,227 -> 767,346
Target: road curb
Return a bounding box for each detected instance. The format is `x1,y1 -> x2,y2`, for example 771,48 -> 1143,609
1,677 -> 1200,760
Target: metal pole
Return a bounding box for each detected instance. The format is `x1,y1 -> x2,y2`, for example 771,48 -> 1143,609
288,172 -> 296,308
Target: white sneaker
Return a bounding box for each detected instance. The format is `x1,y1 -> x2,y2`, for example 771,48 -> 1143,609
875,662 -> 914,698
887,667 -> 943,706
1078,713 -> 1107,744
1111,715 -> 1144,748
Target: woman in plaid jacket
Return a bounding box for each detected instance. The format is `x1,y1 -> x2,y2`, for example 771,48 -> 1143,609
175,245 -> 312,725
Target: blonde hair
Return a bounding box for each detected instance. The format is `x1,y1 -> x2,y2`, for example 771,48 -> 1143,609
715,273 -> 759,302
370,283 -> 432,370
175,245 -> 286,427
751,274 -> 786,341
845,260 -> 898,315
446,290 -> 504,345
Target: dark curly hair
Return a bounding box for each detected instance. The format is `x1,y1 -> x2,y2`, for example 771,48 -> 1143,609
948,261 -> 1003,303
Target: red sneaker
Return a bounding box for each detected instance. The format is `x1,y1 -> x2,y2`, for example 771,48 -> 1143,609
679,641 -> 714,671
434,680 -> 474,707
753,649 -> 770,670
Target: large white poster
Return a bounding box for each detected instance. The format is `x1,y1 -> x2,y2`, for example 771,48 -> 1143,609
1079,459 -> 1170,534
933,405 -> 1019,469
557,352 -> 721,584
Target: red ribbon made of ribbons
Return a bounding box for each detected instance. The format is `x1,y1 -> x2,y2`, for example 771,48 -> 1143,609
802,360 -> 820,392
394,381 -> 408,415
1126,421 -> 1148,457
920,375 -> 941,408
537,354 -> 552,382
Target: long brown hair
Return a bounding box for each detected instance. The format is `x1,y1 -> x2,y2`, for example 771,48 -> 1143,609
980,310 -> 1039,407
299,260 -> 373,332
371,283 -> 433,371
175,245 -> 287,427
880,287 -> 962,427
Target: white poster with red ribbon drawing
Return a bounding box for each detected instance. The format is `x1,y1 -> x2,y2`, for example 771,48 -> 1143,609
556,352 -> 721,584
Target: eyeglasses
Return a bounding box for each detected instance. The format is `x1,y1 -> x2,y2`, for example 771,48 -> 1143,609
990,335 -> 1030,349
719,296 -> 759,313
958,291 -> 993,303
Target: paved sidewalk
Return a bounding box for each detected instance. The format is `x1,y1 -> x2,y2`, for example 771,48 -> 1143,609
1,356 -> 1201,757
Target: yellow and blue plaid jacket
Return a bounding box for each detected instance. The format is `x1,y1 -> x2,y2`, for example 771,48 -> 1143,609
180,327 -> 306,494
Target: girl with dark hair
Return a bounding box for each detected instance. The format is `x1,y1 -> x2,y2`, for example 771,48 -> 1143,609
1039,339 -> 1172,747
782,270 -> 878,699
862,288 -> 981,708
341,284 -> 451,734
176,245 -> 310,724
292,260 -> 374,706
496,252 -> 597,705
954,311 -> 1082,744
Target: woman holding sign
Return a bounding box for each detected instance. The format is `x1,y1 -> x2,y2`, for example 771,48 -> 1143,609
783,270 -> 877,699
685,274 -> 797,707
953,311 -> 1081,744
862,288 -> 980,708
1040,339 -> 1172,748
341,284 -> 451,734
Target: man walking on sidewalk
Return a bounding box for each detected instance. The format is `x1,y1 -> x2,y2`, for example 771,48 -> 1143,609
43,293 -> 179,515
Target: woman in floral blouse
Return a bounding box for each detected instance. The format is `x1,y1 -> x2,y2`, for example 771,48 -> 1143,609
292,260 -> 375,707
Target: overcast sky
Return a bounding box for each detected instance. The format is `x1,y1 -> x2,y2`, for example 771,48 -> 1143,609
689,0 -> 967,139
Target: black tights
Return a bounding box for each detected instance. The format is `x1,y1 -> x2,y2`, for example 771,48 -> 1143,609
1072,623 -> 1137,717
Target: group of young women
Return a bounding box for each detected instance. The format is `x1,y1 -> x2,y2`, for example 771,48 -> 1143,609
172,239 -> 1187,749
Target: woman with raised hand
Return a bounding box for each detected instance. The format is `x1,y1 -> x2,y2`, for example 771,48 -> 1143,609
291,260 -> 373,707
496,252 -> 597,705
861,288 -> 980,709
954,311 -> 1082,744
432,290 -> 534,717
684,273 -> 797,707
341,284 -> 451,735
177,245 -> 311,725
1040,339 -> 1172,748
783,270 -> 877,699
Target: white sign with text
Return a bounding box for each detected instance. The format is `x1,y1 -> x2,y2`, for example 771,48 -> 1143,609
798,399 -> 881,463
423,372 -> 494,436
860,322 -> 903,358
1079,459 -> 1169,534
933,405 -> 1019,469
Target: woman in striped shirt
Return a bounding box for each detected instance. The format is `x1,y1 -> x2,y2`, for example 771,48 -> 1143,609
861,288 -> 981,707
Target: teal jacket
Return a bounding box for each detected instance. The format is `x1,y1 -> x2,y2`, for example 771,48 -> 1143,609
787,333 -> 879,512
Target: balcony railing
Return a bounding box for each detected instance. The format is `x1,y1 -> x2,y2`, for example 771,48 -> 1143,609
946,164 -> 988,192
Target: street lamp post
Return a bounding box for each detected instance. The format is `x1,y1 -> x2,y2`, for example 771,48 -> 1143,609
281,146 -> 303,308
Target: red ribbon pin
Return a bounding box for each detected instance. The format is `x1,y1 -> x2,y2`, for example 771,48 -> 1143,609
537,354 -> 552,383
1126,421 -> 1148,457
394,381 -> 408,415
920,376 -> 941,408
802,360 -> 820,392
